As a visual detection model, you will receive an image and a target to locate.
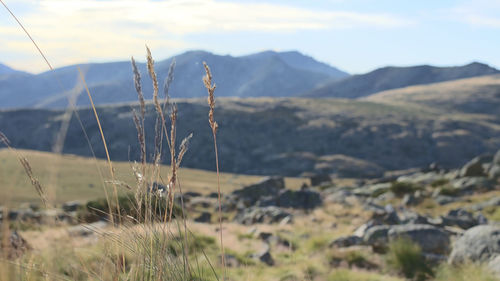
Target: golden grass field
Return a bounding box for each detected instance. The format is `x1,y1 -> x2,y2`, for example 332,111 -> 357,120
0,148 -> 309,207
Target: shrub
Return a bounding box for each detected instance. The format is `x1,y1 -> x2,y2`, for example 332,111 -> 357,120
431,179 -> 449,188
385,238 -> 433,280
390,181 -> 421,197
77,193 -> 182,223
435,262 -> 499,281
437,185 -> 460,196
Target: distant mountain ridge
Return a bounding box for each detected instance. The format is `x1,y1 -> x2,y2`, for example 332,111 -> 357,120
0,50 -> 348,109
0,63 -> 30,76
304,62 -> 500,98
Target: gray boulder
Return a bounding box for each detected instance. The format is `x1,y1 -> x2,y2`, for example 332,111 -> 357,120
489,165 -> 500,180
435,195 -> 458,205
276,189 -> 322,209
451,177 -> 493,194
309,174 -> 332,186
234,206 -> 291,225
194,212 -> 211,223
441,209 -> 479,230
449,225 -> 500,264
252,245 -> 274,266
388,224 -> 450,255
363,225 -> 391,252
232,176 -> 285,206
330,235 -> 363,248
494,150 -> 500,165
460,156 -> 488,177
62,201 -> 83,212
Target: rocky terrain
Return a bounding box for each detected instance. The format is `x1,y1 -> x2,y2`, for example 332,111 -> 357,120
1,74 -> 500,177
3,149 -> 500,280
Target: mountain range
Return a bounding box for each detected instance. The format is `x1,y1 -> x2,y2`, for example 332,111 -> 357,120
303,62 -> 500,98
0,50 -> 348,109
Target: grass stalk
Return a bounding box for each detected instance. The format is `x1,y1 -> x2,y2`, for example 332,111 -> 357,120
203,62 -> 226,279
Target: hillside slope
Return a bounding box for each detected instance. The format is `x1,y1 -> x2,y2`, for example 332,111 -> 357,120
1,73 -> 500,177
304,62 -> 499,98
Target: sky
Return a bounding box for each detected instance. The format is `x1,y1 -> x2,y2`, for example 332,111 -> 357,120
1,0 -> 499,74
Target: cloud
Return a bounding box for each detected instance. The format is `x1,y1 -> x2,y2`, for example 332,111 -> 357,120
1,0 -> 413,72
452,0 -> 500,28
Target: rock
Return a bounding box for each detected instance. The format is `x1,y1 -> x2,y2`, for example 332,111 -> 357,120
234,207 -> 291,225
184,192 -> 202,198
451,177 -> 493,194
370,206 -> 400,225
388,224 -> 450,255
194,212 -> 211,223
324,190 -> 354,205
460,157 -> 487,177
275,189 -> 322,209
363,225 -> 391,252
470,197 -> 500,211
488,255 -> 500,276
309,174 -> 332,187
279,215 -> 293,225
232,176 -> 285,206
493,150 -> 500,165
62,201 -> 83,212
68,221 -> 108,237
435,195 -> 458,205
398,172 -> 445,186
489,165 -> 500,180
221,254 -> 240,267
253,245 -> 274,266
398,210 -> 430,225
353,183 -> 390,197
189,197 -> 214,209
208,192 -> 219,198
402,193 -> 420,206
441,209 -> 479,230
449,225 -> 500,264
329,235 -> 363,248
0,231 -> 31,259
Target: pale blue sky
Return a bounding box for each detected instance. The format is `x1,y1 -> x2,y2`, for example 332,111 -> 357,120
1,0 -> 499,74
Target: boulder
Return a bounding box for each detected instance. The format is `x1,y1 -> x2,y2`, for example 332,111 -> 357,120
449,225 -> 500,264
441,209 -> 479,230
489,165 -> 500,180
398,210 -> 430,225
309,174 -> 332,187
493,150 -> 500,165
435,195 -> 458,205
253,245 -> 274,266
275,189 -> 322,209
194,212 -> 211,223
220,254 -> 240,267
234,207 -> 291,225
330,235 -> 363,248
460,157 -> 487,177
232,176 -> 285,206
451,177 -> 493,194
363,225 -> 391,252
62,201 -> 83,212
388,224 -> 450,255
189,197 -> 214,209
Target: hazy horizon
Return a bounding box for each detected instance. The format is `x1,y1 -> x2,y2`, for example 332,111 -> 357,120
1,0 -> 500,74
